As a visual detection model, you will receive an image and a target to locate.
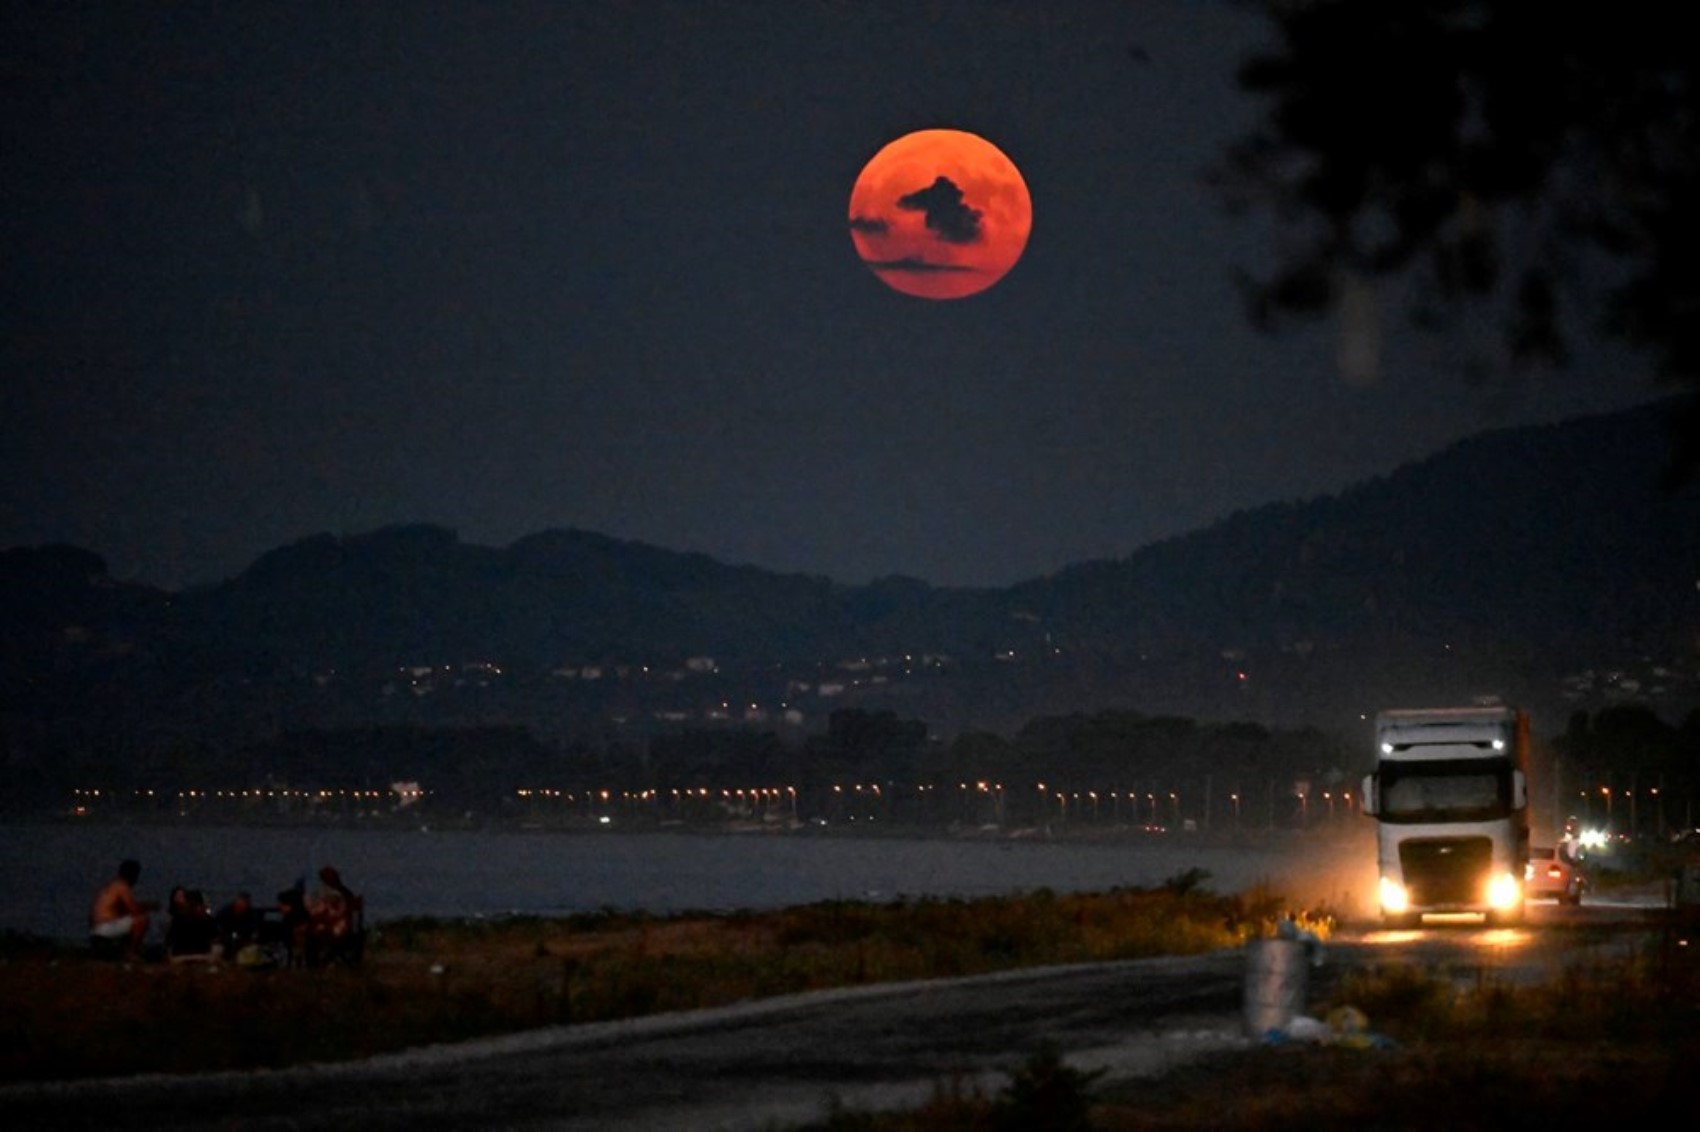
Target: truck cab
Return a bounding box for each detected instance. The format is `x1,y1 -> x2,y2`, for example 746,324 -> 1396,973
1362,706 -> 1531,927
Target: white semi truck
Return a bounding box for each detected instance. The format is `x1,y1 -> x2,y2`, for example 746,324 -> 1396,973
1362,706 -> 1531,926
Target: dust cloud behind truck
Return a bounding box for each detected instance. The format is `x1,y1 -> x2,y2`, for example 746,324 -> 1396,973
1361,706 -> 1532,926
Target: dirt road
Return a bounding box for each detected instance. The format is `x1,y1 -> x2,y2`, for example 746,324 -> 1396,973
6,952 -> 1257,1131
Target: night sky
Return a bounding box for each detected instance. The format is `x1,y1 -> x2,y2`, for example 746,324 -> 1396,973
2,1 -> 1664,592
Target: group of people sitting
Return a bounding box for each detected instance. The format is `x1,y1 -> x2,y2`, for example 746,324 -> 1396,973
89,858 -> 364,968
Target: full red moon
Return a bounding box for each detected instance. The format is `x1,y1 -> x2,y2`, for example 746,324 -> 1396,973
848,128 -> 1032,300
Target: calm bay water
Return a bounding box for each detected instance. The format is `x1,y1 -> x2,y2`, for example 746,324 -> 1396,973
0,823 -> 1367,944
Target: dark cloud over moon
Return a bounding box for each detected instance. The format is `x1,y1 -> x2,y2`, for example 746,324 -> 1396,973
896,176 -> 983,244
867,256 -> 978,275
848,215 -> 889,235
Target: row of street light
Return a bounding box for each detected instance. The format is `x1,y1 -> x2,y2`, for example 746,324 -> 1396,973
507,779 -> 1358,830
65,778 -> 1368,830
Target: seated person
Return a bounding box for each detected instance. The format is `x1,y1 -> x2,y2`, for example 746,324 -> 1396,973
165,886 -> 219,961
214,890 -> 265,957
307,865 -> 362,964
273,880 -> 312,962
89,858 -> 156,959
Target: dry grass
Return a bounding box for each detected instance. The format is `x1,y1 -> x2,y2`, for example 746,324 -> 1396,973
0,881 -> 1313,1083
1093,949 -> 1700,1127
1089,1038 -> 1693,1129
805,1036 -> 1696,1131
809,919 -> 1700,1130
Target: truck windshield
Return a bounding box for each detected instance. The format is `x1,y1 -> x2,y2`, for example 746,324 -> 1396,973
1379,759 -> 1512,823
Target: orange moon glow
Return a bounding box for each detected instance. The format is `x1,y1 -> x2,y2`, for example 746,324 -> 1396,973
848,128 -> 1032,300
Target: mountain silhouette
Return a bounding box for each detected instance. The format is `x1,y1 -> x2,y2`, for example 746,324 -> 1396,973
5,396 -> 1698,769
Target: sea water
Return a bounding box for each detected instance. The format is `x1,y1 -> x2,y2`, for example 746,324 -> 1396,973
0,822 -> 1363,943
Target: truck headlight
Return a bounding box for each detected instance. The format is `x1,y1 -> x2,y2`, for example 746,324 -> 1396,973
1378,876 -> 1409,914
1486,872 -> 1522,911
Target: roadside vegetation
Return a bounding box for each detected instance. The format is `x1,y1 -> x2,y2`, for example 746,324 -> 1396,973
9,874 -> 1694,1130
808,913 -> 1700,1130
0,872 -> 1316,1083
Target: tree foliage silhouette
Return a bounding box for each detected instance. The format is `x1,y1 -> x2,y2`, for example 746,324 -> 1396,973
1219,1 -> 1700,472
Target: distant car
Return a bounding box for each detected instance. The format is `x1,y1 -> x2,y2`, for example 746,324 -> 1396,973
1525,845 -> 1585,905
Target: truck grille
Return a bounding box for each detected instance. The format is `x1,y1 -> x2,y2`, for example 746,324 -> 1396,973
1398,837 -> 1493,906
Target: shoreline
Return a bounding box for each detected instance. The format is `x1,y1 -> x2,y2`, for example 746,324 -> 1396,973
5,809 -> 1364,846
3,820 -> 1375,947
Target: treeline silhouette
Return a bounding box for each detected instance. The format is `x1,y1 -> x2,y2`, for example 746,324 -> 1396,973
38,705 -> 1700,839
40,709 -> 1350,828
43,707 -> 1700,836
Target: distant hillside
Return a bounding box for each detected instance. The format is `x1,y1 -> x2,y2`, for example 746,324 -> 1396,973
993,396 -> 1700,727
4,396 -> 1698,760
1022,396 -> 1700,653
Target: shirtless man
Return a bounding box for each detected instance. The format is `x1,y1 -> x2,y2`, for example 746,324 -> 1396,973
89,858 -> 155,959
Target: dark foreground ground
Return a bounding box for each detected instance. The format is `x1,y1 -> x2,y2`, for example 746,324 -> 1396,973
5,892 -> 1695,1130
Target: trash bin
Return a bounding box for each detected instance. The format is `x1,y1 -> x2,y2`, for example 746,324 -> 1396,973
1242,938 -> 1309,1038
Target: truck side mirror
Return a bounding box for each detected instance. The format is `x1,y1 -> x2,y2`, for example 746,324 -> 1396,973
1512,769 -> 1527,810
1360,773 -> 1378,817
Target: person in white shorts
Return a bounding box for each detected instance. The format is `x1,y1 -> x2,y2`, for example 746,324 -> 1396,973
89,858 -> 156,959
